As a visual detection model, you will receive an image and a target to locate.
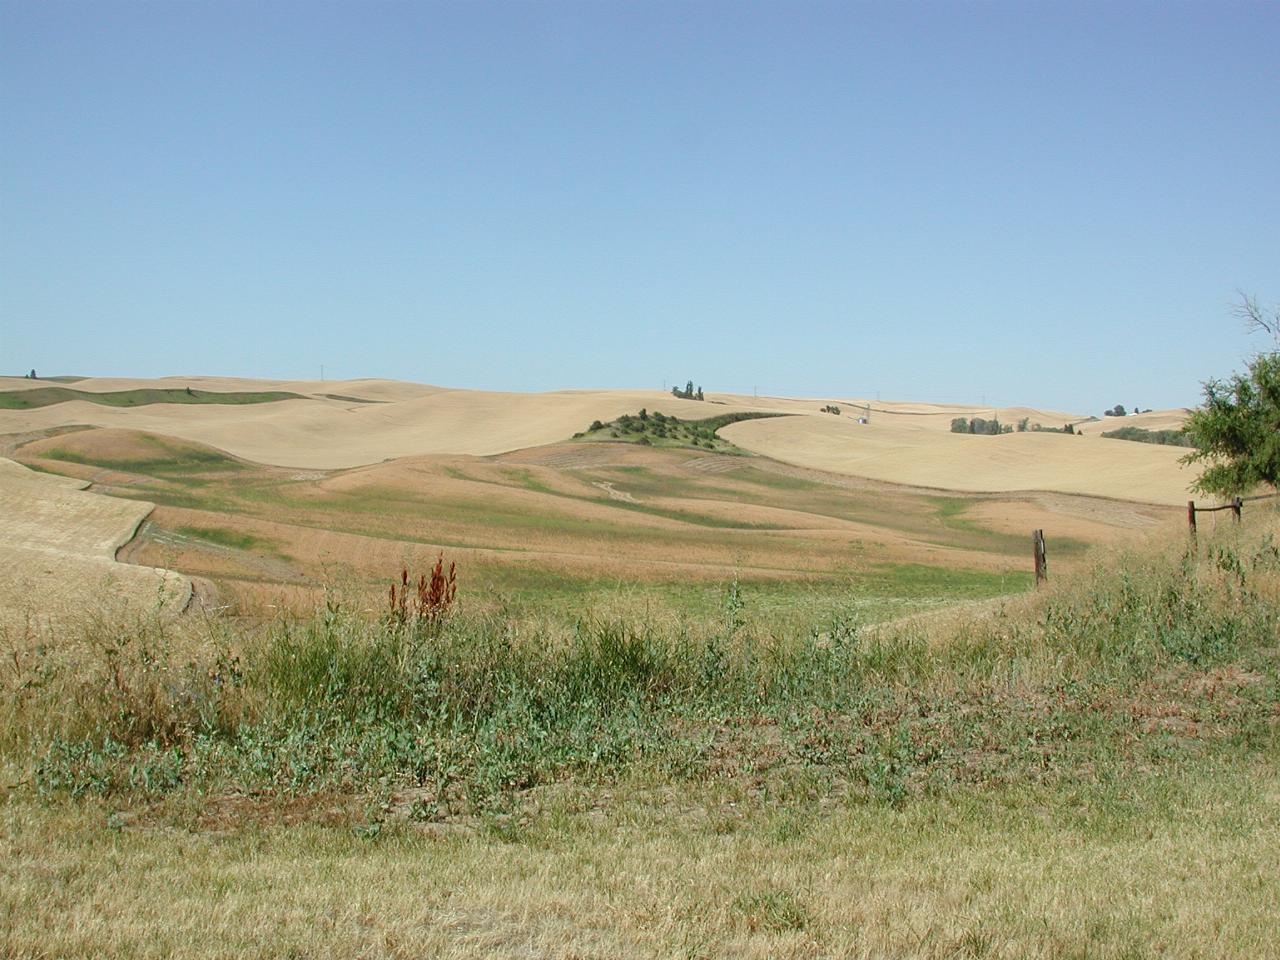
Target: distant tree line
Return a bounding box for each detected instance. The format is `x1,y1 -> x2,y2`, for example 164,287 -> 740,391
1031,423 -> 1081,435
671,381 -> 704,401
1101,426 -> 1194,447
951,415 -> 1094,436
820,405 -> 841,415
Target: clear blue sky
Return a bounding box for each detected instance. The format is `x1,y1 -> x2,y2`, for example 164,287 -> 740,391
2,1 -> 1277,413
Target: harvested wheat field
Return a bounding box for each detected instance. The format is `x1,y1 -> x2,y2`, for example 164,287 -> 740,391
0,457 -> 189,629
0,381 -> 753,468
0,377 -> 1196,507
720,412 -> 1197,505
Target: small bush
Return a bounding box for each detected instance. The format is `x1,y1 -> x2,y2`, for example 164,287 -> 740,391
388,556 -> 458,628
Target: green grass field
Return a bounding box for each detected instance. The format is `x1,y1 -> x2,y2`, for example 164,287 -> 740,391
45,445 -> 244,476
173,525 -> 276,552
0,386 -> 304,410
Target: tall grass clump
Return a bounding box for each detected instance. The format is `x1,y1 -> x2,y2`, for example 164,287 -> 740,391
4,516 -> 1277,815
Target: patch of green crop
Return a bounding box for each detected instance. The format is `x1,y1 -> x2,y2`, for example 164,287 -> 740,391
862,562 -> 1032,599
589,497 -> 785,530
501,468 -> 555,495
925,496 -> 1091,558
0,387 -> 306,410
108,485 -> 240,512
320,393 -> 385,404
930,496 -> 979,530
174,526 -> 275,552
730,467 -> 828,493
40,436 -> 244,477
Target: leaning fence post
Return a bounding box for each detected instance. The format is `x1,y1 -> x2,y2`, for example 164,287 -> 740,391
1187,500 -> 1197,536
1231,496 -> 1243,522
1032,529 -> 1047,586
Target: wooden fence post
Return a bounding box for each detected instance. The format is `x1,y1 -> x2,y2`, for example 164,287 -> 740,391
1231,496 -> 1243,522
1032,529 -> 1047,586
1187,500 -> 1197,536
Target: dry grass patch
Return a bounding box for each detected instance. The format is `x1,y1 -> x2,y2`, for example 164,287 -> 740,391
2,758 -> 1278,959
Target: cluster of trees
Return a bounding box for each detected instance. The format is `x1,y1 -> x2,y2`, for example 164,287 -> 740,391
586,408 -> 709,445
578,410 -> 783,451
617,408 -> 675,439
25,369 -> 37,379
820,405 -> 841,415
950,416 -> 1012,435
671,381 -> 704,401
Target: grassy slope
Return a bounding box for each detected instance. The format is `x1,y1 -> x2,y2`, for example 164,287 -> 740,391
0,387 -> 304,410
44,442 -> 245,476
2,518 -> 1277,957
